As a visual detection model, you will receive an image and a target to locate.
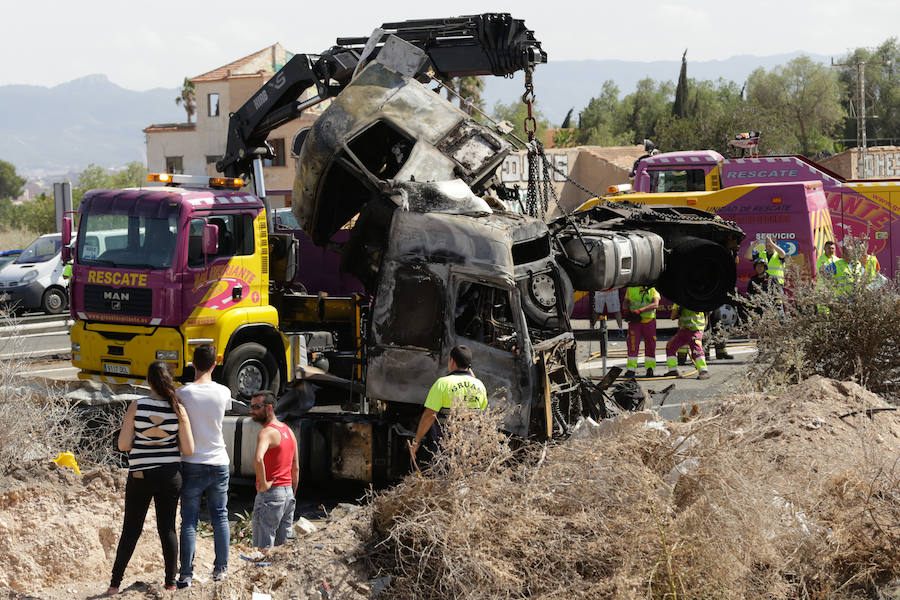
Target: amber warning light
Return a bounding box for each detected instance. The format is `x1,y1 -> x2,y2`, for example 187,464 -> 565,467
148,173 -> 244,189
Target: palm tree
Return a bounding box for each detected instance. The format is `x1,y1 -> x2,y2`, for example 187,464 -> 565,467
456,76 -> 485,115
175,77 -> 197,124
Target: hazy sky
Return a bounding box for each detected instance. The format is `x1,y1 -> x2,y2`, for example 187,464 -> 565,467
6,0 -> 899,90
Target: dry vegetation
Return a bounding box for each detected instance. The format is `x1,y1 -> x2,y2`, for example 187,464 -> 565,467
5,237 -> 900,597
367,378 -> 900,599
0,229 -> 34,252
735,235 -> 900,400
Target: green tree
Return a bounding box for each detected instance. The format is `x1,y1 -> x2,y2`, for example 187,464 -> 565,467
111,161 -> 148,188
19,192 -> 55,234
620,78 -> 675,145
552,129 -> 578,148
72,162 -> 146,208
491,100 -> 550,146
73,163 -> 111,208
655,78 -> 754,154
577,80 -> 633,145
0,160 -> 26,200
673,50 -> 689,118
835,39 -> 900,145
176,77 -> 197,124
746,56 -> 845,155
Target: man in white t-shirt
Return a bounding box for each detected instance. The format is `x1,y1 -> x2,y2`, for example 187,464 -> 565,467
592,289 -> 625,338
176,344 -> 232,587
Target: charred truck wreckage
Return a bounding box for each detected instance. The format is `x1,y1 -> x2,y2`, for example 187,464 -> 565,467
71,15 -> 744,485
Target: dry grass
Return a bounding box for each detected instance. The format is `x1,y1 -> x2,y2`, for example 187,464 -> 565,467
0,228 -> 34,250
0,315 -> 123,472
366,378 -> 900,599
732,235 -> 900,401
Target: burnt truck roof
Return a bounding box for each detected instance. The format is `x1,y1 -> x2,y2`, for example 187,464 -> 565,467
293,59 -> 512,247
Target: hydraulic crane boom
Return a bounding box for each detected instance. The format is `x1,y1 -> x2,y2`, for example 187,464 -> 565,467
217,13 -> 546,179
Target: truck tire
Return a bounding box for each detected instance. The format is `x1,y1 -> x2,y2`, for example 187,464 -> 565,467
519,267 -> 574,330
223,342 -> 280,399
657,237 -> 735,311
42,286 -> 68,314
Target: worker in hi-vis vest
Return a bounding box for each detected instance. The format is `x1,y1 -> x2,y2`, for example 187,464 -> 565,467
665,304 -> 709,380
623,285 -> 660,378
756,235 -> 786,286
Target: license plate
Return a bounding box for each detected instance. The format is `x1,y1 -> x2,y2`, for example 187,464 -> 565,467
103,363 -> 131,375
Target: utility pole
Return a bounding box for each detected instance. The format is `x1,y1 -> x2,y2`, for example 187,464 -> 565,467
832,54 -> 891,178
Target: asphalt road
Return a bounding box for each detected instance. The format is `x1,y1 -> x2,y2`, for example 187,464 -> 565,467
572,319 -> 755,421
12,317 -> 755,421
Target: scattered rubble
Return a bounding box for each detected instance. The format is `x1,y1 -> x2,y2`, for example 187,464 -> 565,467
2,376 -> 899,598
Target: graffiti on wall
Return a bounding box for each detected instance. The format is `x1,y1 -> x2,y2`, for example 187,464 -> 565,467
862,151 -> 900,179
500,153 -> 569,183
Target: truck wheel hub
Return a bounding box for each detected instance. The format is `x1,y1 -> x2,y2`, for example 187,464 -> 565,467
237,362 -> 265,396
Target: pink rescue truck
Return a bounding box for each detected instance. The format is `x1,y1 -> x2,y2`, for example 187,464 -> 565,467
632,150 -> 898,278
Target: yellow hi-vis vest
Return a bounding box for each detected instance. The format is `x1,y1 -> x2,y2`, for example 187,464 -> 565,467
763,251 -> 784,285
674,305 -> 706,331
626,286 -> 659,322
865,254 -> 880,280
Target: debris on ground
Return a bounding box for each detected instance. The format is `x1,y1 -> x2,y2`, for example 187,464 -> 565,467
2,376 -> 900,598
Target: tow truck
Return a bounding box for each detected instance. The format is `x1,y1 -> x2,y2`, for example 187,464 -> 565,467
627,141 -> 897,280
67,14 -> 744,485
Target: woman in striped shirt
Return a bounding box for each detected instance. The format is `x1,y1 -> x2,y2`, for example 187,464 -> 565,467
106,361 -> 194,595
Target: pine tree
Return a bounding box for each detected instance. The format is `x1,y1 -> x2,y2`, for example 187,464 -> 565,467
673,50 -> 689,118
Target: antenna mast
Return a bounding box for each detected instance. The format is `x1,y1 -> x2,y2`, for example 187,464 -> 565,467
832,53 -> 891,178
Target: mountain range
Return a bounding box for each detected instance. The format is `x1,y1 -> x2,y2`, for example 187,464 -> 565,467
0,53 -> 831,178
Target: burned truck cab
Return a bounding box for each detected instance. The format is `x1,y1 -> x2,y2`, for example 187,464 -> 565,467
291,39 -> 578,437
366,197 -> 569,436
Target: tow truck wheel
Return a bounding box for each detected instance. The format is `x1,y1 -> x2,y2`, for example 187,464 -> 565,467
224,342 -> 280,400
41,286 -> 68,314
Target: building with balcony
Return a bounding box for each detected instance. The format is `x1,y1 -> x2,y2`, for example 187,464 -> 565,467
144,43 -> 325,208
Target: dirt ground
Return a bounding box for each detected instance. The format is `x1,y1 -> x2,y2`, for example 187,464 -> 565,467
0,463 -> 369,600
2,376 -> 900,599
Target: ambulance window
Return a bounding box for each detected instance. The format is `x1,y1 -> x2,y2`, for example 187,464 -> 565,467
233,214 -> 254,255
454,281 -> 516,352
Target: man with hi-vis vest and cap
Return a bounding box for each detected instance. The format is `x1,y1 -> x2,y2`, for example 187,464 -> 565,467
409,345 -> 487,461
623,285 -> 660,379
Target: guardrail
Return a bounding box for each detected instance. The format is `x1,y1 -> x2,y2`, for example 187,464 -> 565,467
0,316 -> 72,338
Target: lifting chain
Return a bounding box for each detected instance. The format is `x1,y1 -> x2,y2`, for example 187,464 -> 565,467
523,66 -> 545,219
521,67 -> 537,141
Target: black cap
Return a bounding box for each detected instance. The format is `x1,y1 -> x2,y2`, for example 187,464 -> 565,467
450,345 -> 473,370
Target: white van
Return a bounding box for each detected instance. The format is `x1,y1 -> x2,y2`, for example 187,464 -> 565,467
0,233 -> 67,314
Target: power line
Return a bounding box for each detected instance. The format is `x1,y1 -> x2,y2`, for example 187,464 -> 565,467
832,53 -> 891,178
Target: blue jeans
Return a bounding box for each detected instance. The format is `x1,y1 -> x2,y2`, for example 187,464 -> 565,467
179,463 -> 229,578
251,485 -> 296,548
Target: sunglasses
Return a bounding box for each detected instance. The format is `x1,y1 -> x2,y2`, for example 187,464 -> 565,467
249,403 -> 267,410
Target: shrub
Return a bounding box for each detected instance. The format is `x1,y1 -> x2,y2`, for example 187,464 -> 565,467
733,234 -> 900,401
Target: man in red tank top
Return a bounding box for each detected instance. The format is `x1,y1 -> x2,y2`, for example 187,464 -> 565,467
249,390 -> 299,550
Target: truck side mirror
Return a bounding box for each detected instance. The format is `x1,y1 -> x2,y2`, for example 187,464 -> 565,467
61,217 -> 72,247
61,217 -> 73,262
202,224 -> 219,255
